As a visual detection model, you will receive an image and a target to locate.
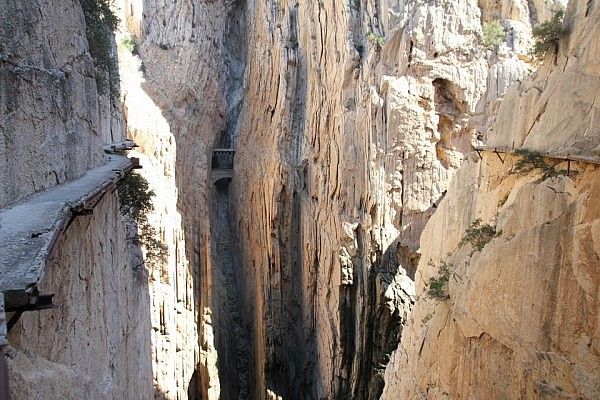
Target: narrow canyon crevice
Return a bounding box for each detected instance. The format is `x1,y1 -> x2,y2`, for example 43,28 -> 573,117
4,1 -> 599,400
210,181 -> 250,400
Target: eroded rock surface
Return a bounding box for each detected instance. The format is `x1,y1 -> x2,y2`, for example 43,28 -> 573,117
230,0 -> 551,398
0,0 -> 122,208
382,2 -> 600,398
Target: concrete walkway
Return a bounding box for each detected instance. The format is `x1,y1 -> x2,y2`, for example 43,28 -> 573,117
0,155 -> 133,310
473,145 -> 600,166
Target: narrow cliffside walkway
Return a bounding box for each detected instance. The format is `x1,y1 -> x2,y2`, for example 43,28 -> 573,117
474,145 -> 600,166
213,186 -> 250,400
0,155 -> 133,311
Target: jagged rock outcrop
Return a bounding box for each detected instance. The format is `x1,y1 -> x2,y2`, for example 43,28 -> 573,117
382,1 -> 600,398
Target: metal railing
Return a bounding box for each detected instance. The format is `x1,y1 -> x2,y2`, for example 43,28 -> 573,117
211,149 -> 235,170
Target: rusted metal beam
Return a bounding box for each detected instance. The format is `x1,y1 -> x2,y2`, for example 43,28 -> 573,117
494,150 -> 505,163
473,145 -> 600,166
6,294 -> 57,332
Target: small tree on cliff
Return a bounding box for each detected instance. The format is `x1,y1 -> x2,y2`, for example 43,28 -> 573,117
118,172 -> 168,265
531,8 -> 565,59
79,0 -> 119,95
482,21 -> 505,49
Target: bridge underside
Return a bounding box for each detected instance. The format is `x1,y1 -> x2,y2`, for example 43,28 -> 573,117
211,170 -> 233,186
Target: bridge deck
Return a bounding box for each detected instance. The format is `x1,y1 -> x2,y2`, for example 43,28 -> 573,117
0,155 -> 133,310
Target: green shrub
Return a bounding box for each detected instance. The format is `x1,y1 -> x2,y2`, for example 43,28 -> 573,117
118,172 -> 154,220
459,219 -> 501,252
367,32 -> 385,47
511,149 -> 567,181
121,34 -> 138,54
482,20 -> 505,49
426,262 -> 452,300
118,172 -> 168,265
532,8 -> 564,59
79,0 -> 119,95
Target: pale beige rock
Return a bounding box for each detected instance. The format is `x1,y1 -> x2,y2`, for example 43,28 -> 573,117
382,2 -> 600,398
228,0 -> 543,397
488,1 -> 600,158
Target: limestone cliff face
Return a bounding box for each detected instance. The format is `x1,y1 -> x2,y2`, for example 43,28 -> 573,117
230,0 -> 554,398
382,1 -> 600,398
117,0 -> 244,398
7,193 -> 153,399
1,2 -> 149,399
0,0 -> 123,209
6,0 -> 588,399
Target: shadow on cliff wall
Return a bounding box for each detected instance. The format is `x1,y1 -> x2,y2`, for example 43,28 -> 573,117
7,193 -> 155,398
120,0 -> 253,398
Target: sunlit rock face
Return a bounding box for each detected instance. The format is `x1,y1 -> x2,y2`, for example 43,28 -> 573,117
229,0 -> 551,398
488,0 -> 600,158
0,0 -> 123,209
382,1 -> 600,398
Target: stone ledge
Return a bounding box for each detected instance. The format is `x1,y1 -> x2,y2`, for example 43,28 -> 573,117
0,156 -> 133,310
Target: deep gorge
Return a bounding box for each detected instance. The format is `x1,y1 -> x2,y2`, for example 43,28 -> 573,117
1,0 -> 599,399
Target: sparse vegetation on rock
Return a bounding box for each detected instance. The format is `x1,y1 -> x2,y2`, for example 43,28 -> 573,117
118,172 -> 168,265
367,32 -> 385,47
532,8 -> 564,59
79,0 -> 119,95
482,20 -> 505,49
511,149 -> 568,181
426,262 -> 452,300
459,218 -> 501,252
121,34 -> 139,55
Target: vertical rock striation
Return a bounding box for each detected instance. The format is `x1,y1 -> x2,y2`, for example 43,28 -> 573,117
230,0 -> 555,398
118,0 -> 247,397
382,1 -> 600,398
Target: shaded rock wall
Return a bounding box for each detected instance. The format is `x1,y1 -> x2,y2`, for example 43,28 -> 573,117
0,0 -> 123,209
7,192 -> 154,399
0,2 -> 148,399
382,1 -> 600,398
117,0 -> 246,398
